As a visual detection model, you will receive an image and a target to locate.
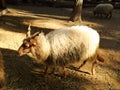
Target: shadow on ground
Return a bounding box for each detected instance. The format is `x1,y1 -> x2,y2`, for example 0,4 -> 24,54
0,15 -> 53,34
0,48 -> 95,90
8,5 -> 71,18
100,38 -> 120,51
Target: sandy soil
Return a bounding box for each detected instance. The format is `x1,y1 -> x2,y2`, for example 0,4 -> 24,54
0,5 -> 120,90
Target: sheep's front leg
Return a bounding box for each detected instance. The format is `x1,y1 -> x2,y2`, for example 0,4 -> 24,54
63,66 -> 67,78
55,66 -> 67,78
44,65 -> 48,75
44,65 -> 55,75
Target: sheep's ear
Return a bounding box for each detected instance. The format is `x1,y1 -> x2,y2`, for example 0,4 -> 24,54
26,24 -> 31,37
30,39 -> 37,46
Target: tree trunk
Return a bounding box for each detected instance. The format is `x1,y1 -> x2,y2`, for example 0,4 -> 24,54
69,0 -> 83,22
0,0 -> 6,9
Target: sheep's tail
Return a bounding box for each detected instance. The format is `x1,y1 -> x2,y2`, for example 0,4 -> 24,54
97,54 -> 104,63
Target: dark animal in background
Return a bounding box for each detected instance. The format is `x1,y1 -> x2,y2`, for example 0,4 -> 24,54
93,3 -> 114,19
18,25 -> 104,77
0,51 -> 6,88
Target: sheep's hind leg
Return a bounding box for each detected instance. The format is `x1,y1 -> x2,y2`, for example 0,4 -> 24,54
78,54 -> 97,74
77,59 -> 93,74
44,65 -> 55,75
78,60 -> 87,69
91,61 -> 97,75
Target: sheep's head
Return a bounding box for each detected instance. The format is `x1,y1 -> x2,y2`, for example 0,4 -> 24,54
18,24 -> 40,56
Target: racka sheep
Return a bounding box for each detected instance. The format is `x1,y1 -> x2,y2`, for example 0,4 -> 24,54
0,51 -> 6,88
18,25 -> 104,77
93,3 -> 114,19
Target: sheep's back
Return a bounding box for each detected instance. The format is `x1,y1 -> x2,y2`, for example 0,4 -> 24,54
46,26 -> 100,66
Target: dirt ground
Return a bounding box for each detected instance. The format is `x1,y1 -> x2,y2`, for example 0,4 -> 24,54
0,5 -> 120,90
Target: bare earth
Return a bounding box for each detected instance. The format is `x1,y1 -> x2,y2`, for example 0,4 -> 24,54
0,5 -> 120,90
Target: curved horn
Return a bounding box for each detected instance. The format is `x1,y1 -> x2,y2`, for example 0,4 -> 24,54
32,32 -> 40,38
26,24 -> 31,37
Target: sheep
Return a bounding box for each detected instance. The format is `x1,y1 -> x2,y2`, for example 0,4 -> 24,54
0,51 -> 6,89
18,25 -> 104,77
93,3 -> 114,19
